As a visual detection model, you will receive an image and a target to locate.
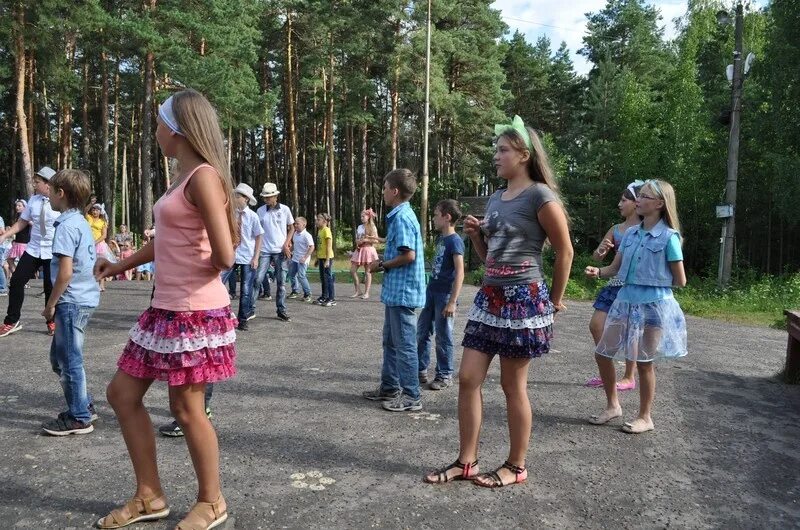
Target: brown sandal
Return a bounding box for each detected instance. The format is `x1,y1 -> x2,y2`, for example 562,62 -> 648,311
473,461 -> 528,488
175,495 -> 228,530
423,459 -> 479,484
95,491 -> 170,529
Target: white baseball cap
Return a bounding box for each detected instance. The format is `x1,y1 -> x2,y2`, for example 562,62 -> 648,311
36,166 -> 56,181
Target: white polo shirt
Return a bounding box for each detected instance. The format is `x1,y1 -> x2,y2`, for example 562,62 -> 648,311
256,203 -> 294,254
291,230 -> 315,264
20,194 -> 58,260
234,207 -> 264,264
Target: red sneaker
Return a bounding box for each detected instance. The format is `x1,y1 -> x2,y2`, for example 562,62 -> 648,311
0,322 -> 22,337
47,321 -> 56,336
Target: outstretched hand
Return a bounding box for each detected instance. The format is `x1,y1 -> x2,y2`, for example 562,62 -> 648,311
94,258 -> 117,281
462,215 -> 482,237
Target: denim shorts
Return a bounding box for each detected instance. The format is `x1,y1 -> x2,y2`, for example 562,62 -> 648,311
592,284 -> 622,313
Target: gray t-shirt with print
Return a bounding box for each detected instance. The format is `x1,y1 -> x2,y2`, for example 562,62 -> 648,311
482,183 -> 558,286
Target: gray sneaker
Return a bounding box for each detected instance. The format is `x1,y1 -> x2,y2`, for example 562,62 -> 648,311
362,386 -> 401,401
419,371 -> 429,384
429,378 -> 452,390
382,393 -> 422,412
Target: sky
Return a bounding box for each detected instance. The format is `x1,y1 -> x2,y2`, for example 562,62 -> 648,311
491,0 -> 766,75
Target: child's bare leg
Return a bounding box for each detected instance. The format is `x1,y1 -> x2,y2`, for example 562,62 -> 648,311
350,262 -> 361,296
105,371 -> 164,501
590,354 -> 622,424
169,383 -> 222,502
425,347 -> 490,482
362,268 -> 372,298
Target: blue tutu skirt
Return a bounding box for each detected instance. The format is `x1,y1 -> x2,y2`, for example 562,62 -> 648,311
595,297 -> 687,362
462,281 -> 555,359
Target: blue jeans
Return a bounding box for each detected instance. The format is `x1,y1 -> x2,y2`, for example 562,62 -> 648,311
49,303 -> 95,423
0,246 -> 8,292
288,261 -> 311,296
221,264 -> 255,322
226,269 -> 237,296
255,253 -> 287,313
317,259 -> 335,301
380,305 -> 420,400
417,289 -> 455,379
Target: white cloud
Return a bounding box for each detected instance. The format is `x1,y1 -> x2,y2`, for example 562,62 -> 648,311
492,0 -> 764,75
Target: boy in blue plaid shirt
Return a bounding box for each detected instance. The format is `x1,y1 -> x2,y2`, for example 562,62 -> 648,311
363,169 -> 426,411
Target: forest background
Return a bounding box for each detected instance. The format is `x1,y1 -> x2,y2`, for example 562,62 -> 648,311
1,0 -> 798,325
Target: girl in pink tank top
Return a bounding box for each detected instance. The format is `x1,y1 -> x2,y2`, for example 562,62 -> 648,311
95,89 -> 238,530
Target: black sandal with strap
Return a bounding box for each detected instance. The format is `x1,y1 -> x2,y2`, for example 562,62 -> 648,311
423,459 -> 479,484
473,460 -> 528,488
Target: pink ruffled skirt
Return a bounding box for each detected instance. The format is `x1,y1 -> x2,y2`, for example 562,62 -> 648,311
8,242 -> 26,259
117,306 -> 238,386
350,244 -> 379,265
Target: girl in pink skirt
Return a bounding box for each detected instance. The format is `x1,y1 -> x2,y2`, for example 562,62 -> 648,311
6,200 -> 30,275
95,89 -> 239,530
349,208 -> 380,299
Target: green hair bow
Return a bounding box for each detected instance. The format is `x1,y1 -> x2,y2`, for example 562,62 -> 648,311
494,115 -> 533,151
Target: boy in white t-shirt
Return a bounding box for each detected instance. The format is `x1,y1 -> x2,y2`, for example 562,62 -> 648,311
287,217 -> 315,302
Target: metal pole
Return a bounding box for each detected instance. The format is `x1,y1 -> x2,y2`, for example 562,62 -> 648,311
719,2 -> 744,288
421,0 -> 432,243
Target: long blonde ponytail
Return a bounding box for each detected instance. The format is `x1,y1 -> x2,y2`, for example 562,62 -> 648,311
171,89 -> 240,247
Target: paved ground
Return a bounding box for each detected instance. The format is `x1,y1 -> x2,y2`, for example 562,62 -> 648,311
1,279 -> 799,529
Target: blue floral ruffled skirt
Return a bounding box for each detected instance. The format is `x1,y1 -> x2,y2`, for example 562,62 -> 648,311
462,281 -> 555,358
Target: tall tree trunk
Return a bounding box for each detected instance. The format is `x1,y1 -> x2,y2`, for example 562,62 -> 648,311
82,59 -> 91,170
262,126 -> 271,185
347,123 -> 356,243
390,20 -> 400,170
27,51 -> 35,172
13,3 -> 33,196
360,95 -> 368,212
326,48 -> 336,232
141,43 -> 155,229
285,10 -> 299,214
101,50 -> 111,212
121,143 -> 128,228
111,59 -> 120,231
249,129 -> 257,186
312,87 -> 319,217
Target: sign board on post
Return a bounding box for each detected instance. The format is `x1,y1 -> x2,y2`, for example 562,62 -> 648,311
716,204 -> 734,219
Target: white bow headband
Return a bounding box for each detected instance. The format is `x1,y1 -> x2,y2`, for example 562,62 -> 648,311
158,95 -> 184,136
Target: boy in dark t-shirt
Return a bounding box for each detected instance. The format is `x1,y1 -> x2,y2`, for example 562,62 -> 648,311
417,199 -> 465,389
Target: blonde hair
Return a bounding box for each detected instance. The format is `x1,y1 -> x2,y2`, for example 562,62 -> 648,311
171,89 -> 239,246
362,209 -> 378,237
316,212 -> 331,226
643,179 -> 682,242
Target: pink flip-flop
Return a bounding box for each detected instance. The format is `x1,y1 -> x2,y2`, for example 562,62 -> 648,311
616,380 -> 636,391
584,377 -> 604,388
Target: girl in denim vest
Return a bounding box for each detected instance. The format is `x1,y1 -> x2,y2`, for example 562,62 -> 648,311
584,179 -> 687,434
584,181 -> 644,392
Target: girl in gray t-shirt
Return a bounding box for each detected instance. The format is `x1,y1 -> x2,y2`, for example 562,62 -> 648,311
424,116 -> 573,488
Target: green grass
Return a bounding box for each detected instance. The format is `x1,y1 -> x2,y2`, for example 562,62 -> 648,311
545,251 -> 800,329
329,241 -> 800,329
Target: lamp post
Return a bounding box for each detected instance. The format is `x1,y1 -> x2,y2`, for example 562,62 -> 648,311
717,2 -> 744,288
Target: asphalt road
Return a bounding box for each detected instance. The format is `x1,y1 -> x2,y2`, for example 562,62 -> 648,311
1,279 -> 798,529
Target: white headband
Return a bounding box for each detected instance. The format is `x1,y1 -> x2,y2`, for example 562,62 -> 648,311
158,95 -> 184,136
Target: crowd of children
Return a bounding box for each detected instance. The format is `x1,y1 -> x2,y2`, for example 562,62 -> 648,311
2,94 -> 691,526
